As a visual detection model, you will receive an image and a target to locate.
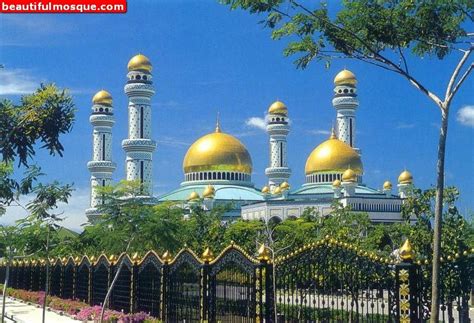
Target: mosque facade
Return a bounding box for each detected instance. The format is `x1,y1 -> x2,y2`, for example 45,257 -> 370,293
86,54 -> 414,223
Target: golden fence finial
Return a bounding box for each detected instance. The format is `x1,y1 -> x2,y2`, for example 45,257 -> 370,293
400,239 -> 414,261
162,250 -> 172,264
257,243 -> 272,262
202,247 -> 214,263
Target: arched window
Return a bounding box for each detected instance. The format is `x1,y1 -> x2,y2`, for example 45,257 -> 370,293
199,173 -> 203,180
136,75 -> 141,80
217,172 -> 221,180
213,173 -> 216,180
231,173 -> 234,181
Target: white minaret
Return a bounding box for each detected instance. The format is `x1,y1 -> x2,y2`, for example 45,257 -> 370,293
122,54 -> 157,196
332,69 -> 359,152
86,90 -> 116,221
265,100 -> 291,191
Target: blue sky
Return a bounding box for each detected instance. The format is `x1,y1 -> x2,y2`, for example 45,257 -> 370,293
1,0 -> 473,231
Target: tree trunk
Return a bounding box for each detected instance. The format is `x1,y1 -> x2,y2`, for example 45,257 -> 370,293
1,252 -> 12,323
42,226 -> 51,323
99,238 -> 133,323
430,107 -> 449,323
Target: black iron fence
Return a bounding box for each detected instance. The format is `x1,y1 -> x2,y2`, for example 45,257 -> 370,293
0,238 -> 472,322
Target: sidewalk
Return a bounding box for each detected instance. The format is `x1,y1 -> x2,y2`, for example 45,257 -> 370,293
0,297 -> 80,323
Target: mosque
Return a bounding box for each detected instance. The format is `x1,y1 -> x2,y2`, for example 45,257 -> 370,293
85,54 -> 414,224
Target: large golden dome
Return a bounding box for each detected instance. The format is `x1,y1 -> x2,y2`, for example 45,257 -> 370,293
334,69 -> 357,86
268,100 -> 288,116
305,131 -> 362,175
92,90 -> 112,106
127,54 -> 152,73
183,123 -> 252,174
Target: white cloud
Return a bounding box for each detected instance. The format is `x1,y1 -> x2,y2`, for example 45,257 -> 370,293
457,105 -> 474,127
157,136 -> 190,147
308,129 -> 330,135
0,68 -> 40,95
245,117 -> 266,131
1,187 -> 90,233
396,123 -> 416,129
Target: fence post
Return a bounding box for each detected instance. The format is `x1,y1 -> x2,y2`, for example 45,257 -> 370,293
257,244 -> 275,323
201,247 -> 213,322
160,250 -> 172,322
396,239 -> 421,323
131,254 -> 139,313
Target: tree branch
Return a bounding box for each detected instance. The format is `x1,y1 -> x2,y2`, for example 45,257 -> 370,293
445,47 -> 473,104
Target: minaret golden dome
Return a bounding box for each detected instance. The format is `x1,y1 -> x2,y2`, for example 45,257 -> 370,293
92,90 -> 112,106
398,170 -> 413,184
383,181 -> 393,190
305,130 -> 363,175
268,100 -> 288,116
334,69 -> 357,86
342,168 -> 357,182
183,121 -> 252,174
127,54 -> 152,73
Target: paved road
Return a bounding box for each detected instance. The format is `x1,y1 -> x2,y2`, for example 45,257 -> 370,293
0,297 -> 80,323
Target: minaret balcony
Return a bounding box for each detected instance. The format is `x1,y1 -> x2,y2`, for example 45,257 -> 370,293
265,167 -> 291,177
122,139 -> 157,152
266,123 -> 290,135
87,160 -> 117,172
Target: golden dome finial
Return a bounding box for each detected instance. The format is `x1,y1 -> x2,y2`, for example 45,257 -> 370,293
329,127 -> 337,140
215,112 -> 221,133
383,180 -> 393,190
398,170 -> 413,184
332,179 -> 341,188
399,239 -> 414,261
187,191 -> 200,201
280,181 -> 290,190
261,186 -> 270,194
342,167 -> 357,182
203,185 -> 215,199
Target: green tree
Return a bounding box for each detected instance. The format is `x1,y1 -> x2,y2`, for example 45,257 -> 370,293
220,2 -> 473,318
0,84 -> 74,323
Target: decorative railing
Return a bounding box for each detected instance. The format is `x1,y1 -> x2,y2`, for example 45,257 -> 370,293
0,238 -> 472,322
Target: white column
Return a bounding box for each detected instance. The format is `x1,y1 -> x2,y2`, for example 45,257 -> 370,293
265,111 -> 291,191
122,61 -> 156,197
333,82 -> 359,152
86,92 -> 116,222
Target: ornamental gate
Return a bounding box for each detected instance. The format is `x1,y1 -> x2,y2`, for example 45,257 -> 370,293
1,238 -> 472,322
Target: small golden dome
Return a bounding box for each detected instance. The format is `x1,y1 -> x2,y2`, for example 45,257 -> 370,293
334,69 -> 357,86
273,186 -> 282,195
127,54 -> 152,73
92,90 -> 112,106
202,185 -> 215,198
280,181 -> 290,190
268,100 -> 288,116
183,123 -> 252,174
342,168 -> 357,182
332,179 -> 341,188
305,133 -> 363,175
398,170 -> 413,184
261,186 -> 270,194
187,191 -> 200,201
383,181 -> 393,190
